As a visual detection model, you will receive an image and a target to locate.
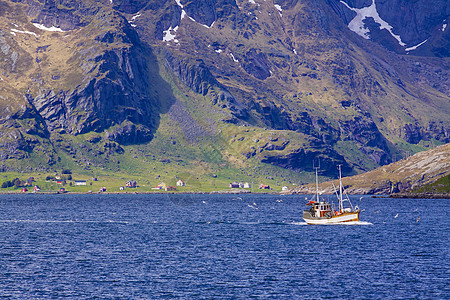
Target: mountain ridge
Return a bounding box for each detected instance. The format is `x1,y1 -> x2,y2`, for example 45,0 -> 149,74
0,0 -> 448,183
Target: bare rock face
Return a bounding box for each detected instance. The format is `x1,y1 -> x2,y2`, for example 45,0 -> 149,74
261,146 -> 352,177
242,49 -> 272,80
27,10 -> 158,143
0,0 -> 448,177
339,116 -> 391,164
327,0 -> 449,56
0,104 -> 55,165
163,50 -> 249,121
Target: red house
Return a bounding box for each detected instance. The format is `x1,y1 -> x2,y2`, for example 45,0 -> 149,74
259,184 -> 270,190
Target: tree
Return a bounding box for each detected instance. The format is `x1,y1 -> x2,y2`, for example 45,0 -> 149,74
62,169 -> 72,174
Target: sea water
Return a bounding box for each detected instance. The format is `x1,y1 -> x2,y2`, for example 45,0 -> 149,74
0,194 -> 448,299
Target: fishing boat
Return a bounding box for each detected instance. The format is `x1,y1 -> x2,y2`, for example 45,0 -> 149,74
302,165 -> 360,225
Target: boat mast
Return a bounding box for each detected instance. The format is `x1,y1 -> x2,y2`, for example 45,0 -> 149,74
315,167 -> 320,203
338,165 -> 343,212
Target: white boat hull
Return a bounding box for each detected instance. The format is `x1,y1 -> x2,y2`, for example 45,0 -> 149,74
303,211 -> 360,225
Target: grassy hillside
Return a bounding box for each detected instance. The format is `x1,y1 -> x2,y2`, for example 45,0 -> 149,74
0,0 -> 448,189
291,143 -> 450,195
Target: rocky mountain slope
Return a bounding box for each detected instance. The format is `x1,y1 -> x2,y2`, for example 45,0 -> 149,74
290,142 -> 450,195
0,0 -> 448,182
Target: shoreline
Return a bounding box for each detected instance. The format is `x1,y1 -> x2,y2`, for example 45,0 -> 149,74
389,192 -> 450,199
1,189 -> 448,198
0,190 -> 281,195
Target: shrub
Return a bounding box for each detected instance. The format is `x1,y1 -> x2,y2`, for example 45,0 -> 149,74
13,178 -> 22,188
62,169 -> 72,174
1,181 -> 12,188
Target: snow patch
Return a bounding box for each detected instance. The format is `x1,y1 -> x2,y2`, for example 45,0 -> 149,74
274,4 -> 282,16
293,49 -> 297,54
176,0 -> 188,21
405,39 -> 428,52
162,26 -> 179,43
442,23 -> 447,32
10,31 -> 16,36
340,0 -> 406,47
205,21 -> 215,28
10,28 -> 39,37
32,23 -> 65,32
129,13 -> 141,27
175,0 -> 184,8
230,53 -> 239,63
249,0 -> 256,4
131,13 -> 141,22
215,49 -> 223,53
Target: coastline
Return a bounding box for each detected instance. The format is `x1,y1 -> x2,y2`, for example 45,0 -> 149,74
389,192 -> 450,199
1,190 -> 447,198
0,190 -> 280,195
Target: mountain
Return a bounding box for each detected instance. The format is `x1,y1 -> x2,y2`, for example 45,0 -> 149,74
290,142 -> 450,195
0,0 -> 448,184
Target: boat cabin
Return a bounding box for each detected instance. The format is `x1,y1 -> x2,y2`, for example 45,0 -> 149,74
313,202 -> 332,218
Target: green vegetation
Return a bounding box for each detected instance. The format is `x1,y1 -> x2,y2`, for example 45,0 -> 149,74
412,174 -> 450,194
0,0 -> 448,196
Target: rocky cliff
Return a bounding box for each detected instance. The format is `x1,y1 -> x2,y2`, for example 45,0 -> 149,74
0,0 -> 448,180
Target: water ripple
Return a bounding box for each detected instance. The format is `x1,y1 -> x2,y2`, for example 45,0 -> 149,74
0,194 -> 447,298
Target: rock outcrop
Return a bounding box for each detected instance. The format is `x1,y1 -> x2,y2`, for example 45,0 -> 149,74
0,0 -> 448,178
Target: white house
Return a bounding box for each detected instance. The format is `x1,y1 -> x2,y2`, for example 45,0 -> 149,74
74,180 -> 87,186
176,180 -> 186,187
243,182 -> 251,189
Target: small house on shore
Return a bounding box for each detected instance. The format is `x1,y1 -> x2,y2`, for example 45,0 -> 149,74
229,182 -> 240,188
153,183 -> 166,190
126,180 -> 137,188
165,186 -> 177,192
74,180 -> 87,186
259,184 -> 270,190
176,180 -> 186,187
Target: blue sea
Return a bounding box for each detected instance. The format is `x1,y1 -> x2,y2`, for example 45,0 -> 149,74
0,194 -> 448,299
